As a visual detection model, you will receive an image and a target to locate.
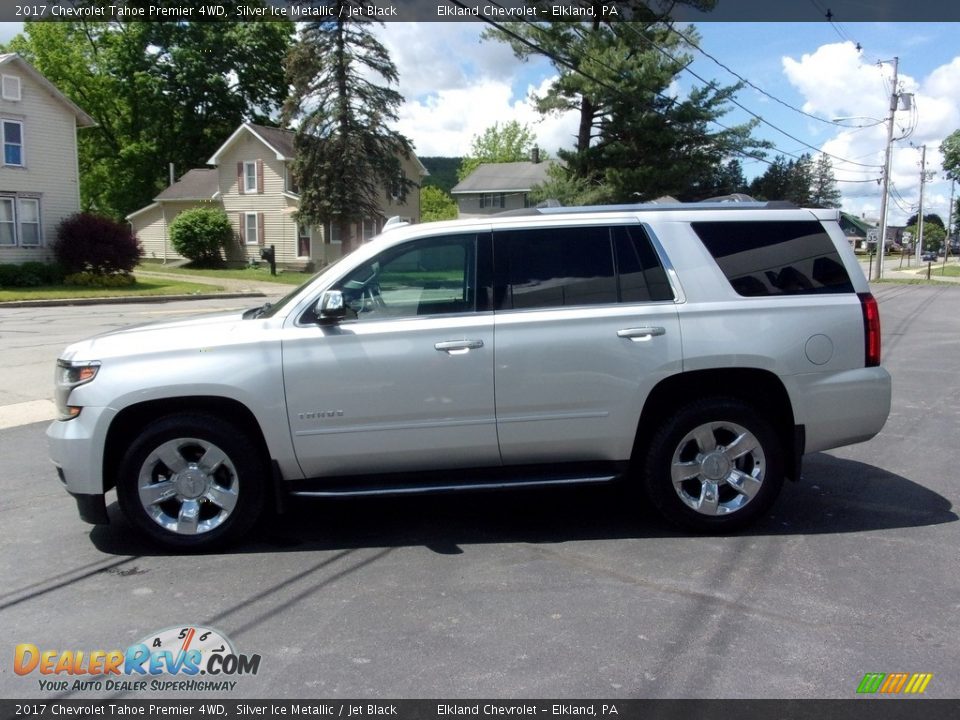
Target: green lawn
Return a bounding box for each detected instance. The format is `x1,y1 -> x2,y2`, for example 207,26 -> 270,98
916,264 -> 960,277
137,261 -> 311,285
0,279 -> 222,302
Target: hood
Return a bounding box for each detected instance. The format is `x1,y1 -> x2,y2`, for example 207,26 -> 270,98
59,309 -> 260,362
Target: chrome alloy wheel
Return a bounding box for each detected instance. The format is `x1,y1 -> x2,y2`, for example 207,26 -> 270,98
669,421 -> 766,516
137,437 -> 240,535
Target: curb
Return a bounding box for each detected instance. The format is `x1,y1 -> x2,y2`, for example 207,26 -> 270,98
0,291 -> 265,309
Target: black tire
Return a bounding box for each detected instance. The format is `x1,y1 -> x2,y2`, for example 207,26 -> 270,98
643,397 -> 784,533
116,413 -> 266,550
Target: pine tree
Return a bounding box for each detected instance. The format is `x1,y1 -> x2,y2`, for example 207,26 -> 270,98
810,154 -> 841,208
484,4 -> 766,203
283,9 -> 413,253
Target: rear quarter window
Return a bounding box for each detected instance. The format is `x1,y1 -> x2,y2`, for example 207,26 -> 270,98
691,220 -> 854,297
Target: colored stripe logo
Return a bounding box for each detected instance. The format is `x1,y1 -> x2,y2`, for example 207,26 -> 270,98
857,672 -> 933,694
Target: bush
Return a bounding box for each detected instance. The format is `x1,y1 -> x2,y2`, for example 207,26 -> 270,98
0,262 -> 66,288
169,208 -> 233,265
53,213 -> 141,275
64,271 -> 136,287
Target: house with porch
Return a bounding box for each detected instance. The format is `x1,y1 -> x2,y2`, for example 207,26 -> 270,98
128,122 -> 428,269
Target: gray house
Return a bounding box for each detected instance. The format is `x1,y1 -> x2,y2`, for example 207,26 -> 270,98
451,156 -> 553,218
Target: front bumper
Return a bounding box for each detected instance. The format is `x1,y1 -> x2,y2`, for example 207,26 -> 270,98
47,405 -> 116,505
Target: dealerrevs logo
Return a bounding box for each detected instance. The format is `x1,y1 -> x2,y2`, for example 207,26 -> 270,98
15,625 -> 260,693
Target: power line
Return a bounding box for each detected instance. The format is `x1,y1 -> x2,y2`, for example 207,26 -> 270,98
621,23 -> 884,171
666,25 -> 852,128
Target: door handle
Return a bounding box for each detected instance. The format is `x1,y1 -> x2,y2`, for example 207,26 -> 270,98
435,339 -> 484,355
617,327 -> 666,342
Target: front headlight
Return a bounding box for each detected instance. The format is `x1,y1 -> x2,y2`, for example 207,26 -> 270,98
54,359 -> 101,420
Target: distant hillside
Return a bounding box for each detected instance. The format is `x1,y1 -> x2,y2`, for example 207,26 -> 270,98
419,157 -> 462,195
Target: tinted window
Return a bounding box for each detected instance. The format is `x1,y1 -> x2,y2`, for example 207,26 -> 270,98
692,220 -> 854,296
614,226 -> 674,302
495,226 -> 617,310
335,235 -> 477,321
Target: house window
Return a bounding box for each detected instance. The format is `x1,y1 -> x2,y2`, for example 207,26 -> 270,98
1,75 -> 20,102
0,196 -> 39,246
0,197 -> 15,246
244,212 -> 259,245
297,225 -> 310,257
388,170 -> 407,201
3,120 -> 23,167
286,165 -> 299,194
361,218 -> 380,242
243,161 -> 257,193
327,222 -> 342,245
479,193 -> 505,209
18,197 -> 40,246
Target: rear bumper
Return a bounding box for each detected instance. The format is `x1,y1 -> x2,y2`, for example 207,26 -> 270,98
788,366 -> 892,454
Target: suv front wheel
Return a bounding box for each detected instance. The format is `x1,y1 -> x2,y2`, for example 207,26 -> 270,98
644,398 -> 784,532
116,413 -> 266,550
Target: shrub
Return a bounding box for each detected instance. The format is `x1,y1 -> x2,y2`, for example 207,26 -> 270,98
169,208 -> 233,265
53,213 -> 141,275
0,262 -> 65,287
64,271 -> 136,287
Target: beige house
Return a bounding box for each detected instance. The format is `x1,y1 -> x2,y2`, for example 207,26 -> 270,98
0,54 -> 95,263
129,122 -> 428,269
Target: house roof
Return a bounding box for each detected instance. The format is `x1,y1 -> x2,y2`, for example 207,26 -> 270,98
841,212 -> 876,235
154,168 -> 220,202
0,53 -> 96,128
451,161 -> 553,194
206,121 -> 429,177
207,122 -> 294,164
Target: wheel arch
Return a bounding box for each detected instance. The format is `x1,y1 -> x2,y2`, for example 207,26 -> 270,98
633,368 -> 801,481
102,396 -> 272,494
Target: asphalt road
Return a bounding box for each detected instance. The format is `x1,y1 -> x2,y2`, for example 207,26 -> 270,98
1,284 -> 958,700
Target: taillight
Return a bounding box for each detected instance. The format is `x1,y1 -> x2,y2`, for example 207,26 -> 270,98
858,292 -> 881,367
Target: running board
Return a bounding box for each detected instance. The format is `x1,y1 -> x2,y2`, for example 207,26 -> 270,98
286,462 -> 627,498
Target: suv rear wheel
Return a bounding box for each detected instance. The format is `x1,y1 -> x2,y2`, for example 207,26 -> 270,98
644,398 -> 784,532
116,414 -> 266,550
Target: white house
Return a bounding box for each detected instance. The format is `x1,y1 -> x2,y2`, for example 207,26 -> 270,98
0,53 -> 95,263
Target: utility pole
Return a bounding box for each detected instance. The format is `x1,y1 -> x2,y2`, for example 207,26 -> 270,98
875,57 -> 899,281
916,144 -> 927,265
946,178 -> 955,263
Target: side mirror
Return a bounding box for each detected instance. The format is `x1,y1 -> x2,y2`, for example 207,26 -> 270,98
316,290 -> 346,324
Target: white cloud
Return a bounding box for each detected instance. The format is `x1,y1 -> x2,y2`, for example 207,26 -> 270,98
394,75 -> 580,157
783,41 -> 960,224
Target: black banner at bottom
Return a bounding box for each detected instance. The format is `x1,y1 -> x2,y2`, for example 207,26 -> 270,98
1,700 -> 958,720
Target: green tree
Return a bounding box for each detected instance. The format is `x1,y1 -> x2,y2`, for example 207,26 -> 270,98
457,121 -> 541,181
420,186 -> 459,222
169,208 -> 234,266
810,154 -> 841,208
905,213 -> 944,229
485,4 -> 766,202
908,222 -> 946,253
941,130 -> 960,179
9,15 -> 292,219
749,156 -> 792,200
283,9 -> 413,254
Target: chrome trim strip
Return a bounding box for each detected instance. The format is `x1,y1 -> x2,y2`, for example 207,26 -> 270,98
290,474 -> 617,497
497,411 -> 609,424
294,416 -> 497,437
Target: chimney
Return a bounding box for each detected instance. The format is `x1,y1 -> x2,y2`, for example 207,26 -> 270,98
530,146 -> 540,164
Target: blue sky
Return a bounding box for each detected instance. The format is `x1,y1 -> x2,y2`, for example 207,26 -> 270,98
2,20 -> 957,225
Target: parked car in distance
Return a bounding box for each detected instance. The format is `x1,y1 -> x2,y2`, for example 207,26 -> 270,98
48,202 -> 892,550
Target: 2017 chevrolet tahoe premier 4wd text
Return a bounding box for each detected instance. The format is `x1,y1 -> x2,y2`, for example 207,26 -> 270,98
48,203 -> 891,549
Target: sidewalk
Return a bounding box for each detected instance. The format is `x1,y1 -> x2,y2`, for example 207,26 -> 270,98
859,257 -> 960,284
0,270 -> 292,308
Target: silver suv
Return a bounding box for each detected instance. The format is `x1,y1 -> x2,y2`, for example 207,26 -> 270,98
48,203 -> 891,549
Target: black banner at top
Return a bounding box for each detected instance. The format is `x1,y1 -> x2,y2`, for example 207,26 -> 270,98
4,0 -> 960,23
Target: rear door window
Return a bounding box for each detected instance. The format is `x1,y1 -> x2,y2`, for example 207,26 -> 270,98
494,224 -> 673,310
